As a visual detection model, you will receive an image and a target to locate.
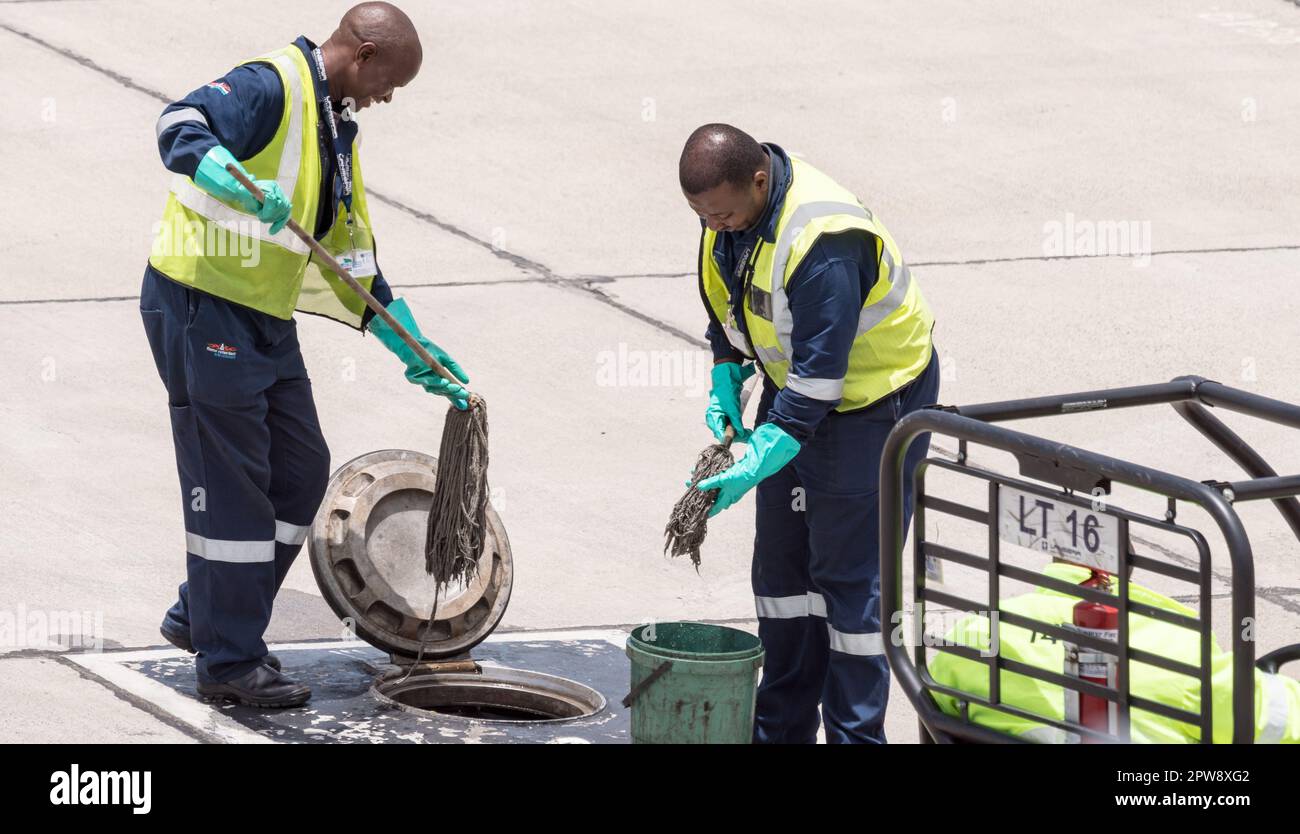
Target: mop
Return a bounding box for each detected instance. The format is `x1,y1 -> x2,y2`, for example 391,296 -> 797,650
664,379 -> 756,569
227,167 -> 491,596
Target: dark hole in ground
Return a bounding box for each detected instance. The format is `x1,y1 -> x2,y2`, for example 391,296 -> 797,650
380,679 -> 597,722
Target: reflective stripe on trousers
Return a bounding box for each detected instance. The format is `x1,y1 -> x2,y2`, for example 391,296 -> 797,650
750,351 -> 939,744
755,592 -> 882,655
183,519 -> 311,563
141,265 -> 330,684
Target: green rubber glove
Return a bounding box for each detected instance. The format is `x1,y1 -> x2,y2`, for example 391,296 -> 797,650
253,181 -> 292,234
368,298 -> 471,409
705,361 -> 757,443
194,145 -> 292,233
696,422 -> 801,517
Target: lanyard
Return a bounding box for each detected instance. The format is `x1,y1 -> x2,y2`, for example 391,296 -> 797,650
732,238 -> 763,302
311,47 -> 358,246
728,238 -> 764,359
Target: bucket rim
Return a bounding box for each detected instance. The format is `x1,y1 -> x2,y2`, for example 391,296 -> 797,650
627,621 -> 763,662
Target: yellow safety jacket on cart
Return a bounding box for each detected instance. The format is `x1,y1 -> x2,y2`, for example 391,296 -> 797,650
928,562 -> 1300,743
698,157 -> 934,410
149,45 -> 377,329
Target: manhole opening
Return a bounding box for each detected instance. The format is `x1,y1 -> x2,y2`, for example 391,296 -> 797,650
372,669 -> 606,724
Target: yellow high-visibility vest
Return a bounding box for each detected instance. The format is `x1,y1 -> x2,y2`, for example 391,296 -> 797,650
149,45 -> 377,329
928,562 -> 1300,743
699,157 -> 934,410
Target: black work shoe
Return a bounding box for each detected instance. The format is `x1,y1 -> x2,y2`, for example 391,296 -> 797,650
159,619 -> 194,652
159,623 -> 281,671
197,664 -> 311,709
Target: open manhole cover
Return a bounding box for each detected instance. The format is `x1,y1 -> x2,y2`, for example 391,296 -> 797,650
310,449 -> 608,727
373,666 -> 607,723
309,449 -> 512,658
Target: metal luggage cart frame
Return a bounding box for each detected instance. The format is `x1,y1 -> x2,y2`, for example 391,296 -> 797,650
880,375 -> 1300,744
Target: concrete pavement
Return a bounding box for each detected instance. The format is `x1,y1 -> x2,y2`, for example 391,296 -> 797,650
2,0 -> 1300,743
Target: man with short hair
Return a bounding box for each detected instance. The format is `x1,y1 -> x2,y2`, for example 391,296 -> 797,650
681,124 -> 940,743
143,2 -> 468,707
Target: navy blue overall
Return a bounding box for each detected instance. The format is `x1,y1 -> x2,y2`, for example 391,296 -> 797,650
751,351 -> 939,744
146,36 -> 395,684
141,266 -> 330,683
701,143 -> 940,743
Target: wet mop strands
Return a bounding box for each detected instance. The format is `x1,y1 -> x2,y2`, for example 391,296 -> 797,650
227,165 -> 492,585
426,398 -> 490,586
664,379 -> 755,569
225,165 -> 492,672
403,400 -> 489,681
664,440 -> 735,569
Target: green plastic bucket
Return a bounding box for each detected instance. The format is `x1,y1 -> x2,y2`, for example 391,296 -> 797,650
623,622 -> 764,744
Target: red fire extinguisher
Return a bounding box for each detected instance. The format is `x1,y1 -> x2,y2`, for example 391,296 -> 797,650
1065,569 -> 1118,741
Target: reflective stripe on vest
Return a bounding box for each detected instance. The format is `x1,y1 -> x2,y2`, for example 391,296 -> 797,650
149,46 -> 377,329
1259,672 -> 1292,744
698,157 -> 934,411
165,49 -> 312,259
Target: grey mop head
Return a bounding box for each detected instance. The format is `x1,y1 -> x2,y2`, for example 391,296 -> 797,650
663,441 -> 735,569
425,397 -> 490,589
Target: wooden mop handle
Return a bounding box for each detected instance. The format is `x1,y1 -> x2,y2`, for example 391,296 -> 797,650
225,164 -> 470,397
721,374 -> 758,446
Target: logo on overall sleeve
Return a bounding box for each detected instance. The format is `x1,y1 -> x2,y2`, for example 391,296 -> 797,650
206,81 -> 231,95
206,342 -> 238,359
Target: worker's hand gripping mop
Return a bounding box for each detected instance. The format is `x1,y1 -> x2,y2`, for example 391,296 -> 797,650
663,370 -> 757,569
226,166 -> 490,612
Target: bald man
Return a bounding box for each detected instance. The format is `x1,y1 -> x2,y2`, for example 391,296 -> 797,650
682,124 -> 940,743
144,3 -> 469,707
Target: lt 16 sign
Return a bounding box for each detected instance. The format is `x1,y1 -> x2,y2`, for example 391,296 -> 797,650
997,485 -> 1120,573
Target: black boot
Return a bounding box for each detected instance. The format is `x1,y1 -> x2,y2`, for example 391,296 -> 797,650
197,664 -> 311,708
159,622 -> 281,671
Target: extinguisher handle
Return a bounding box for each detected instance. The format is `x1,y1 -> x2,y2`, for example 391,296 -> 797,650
1256,643 -> 1300,674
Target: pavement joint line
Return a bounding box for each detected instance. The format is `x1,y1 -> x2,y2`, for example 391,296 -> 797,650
0,294 -> 141,306
16,23 -> 1297,345
0,278 -> 550,307
52,653 -> 218,744
0,276 -> 625,307
0,21 -> 172,102
58,652 -> 255,744
910,244 -> 1300,269
1172,591 -> 1240,603
0,21 -> 704,346
366,190 -> 709,346
17,234 -> 1300,308
573,272 -> 693,280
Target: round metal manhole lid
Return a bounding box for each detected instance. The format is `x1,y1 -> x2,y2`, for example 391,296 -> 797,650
308,449 -> 512,659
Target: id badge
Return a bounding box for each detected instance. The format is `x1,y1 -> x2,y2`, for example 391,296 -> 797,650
338,249 -> 378,278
